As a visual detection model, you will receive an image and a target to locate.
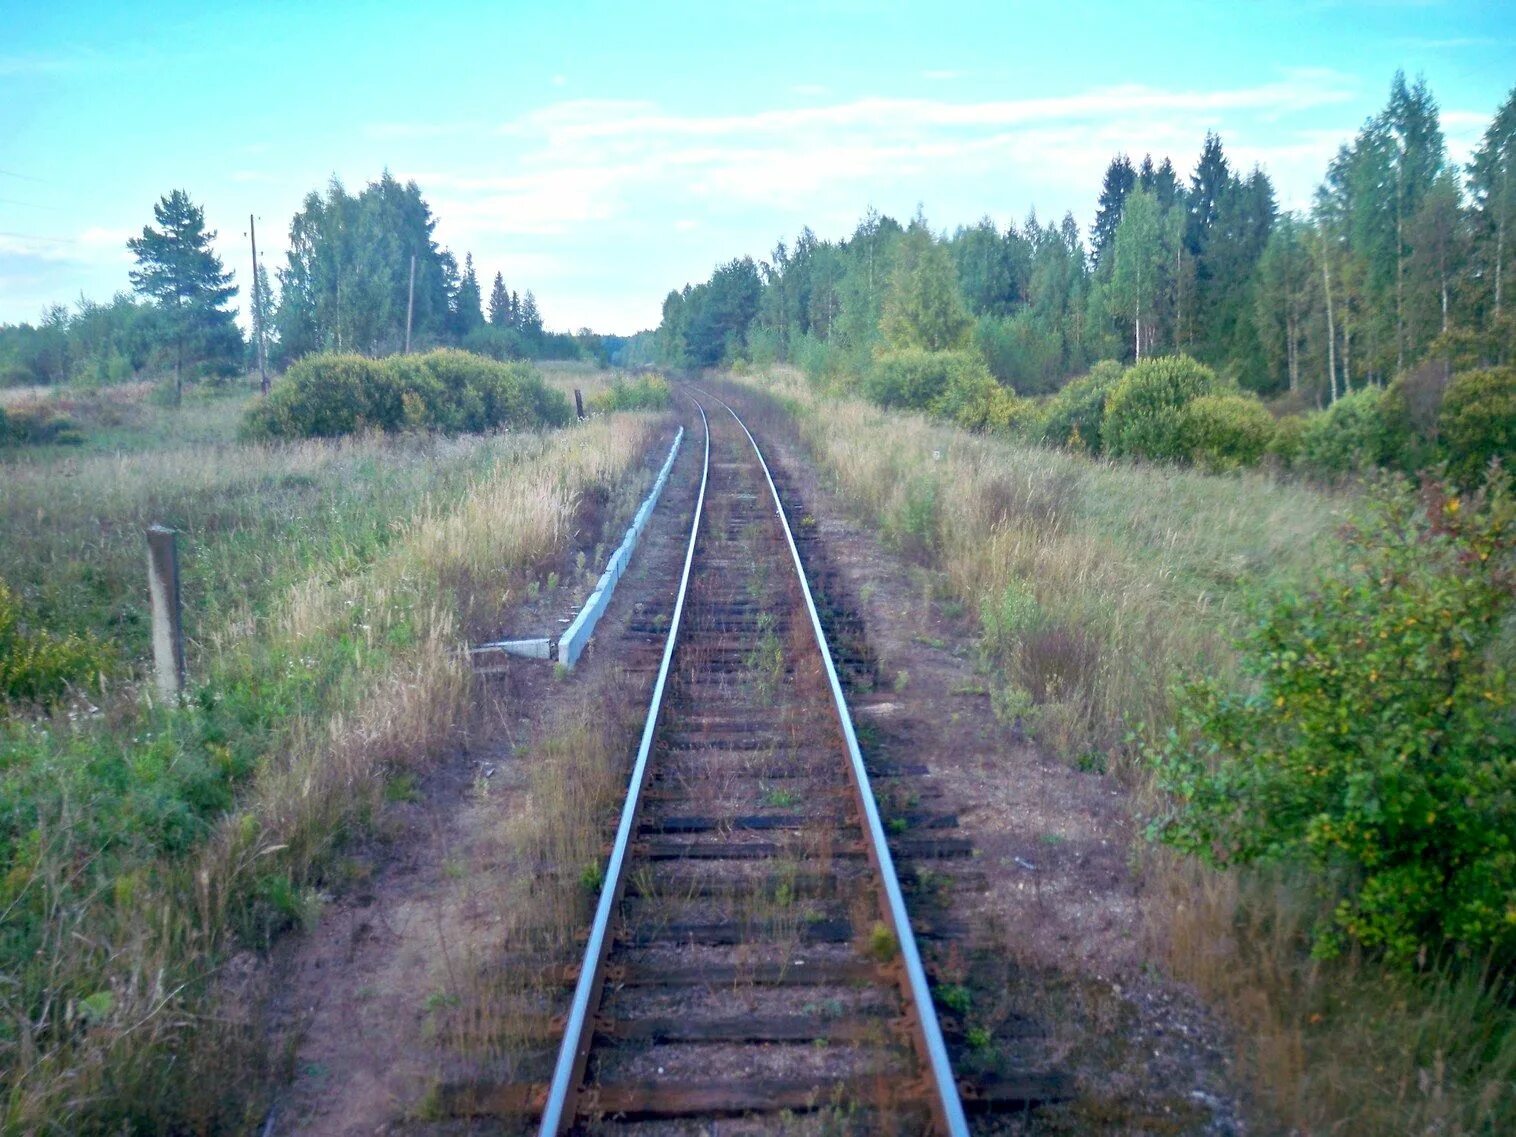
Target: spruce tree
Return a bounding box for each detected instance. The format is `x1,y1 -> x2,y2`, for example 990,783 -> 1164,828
127,189 -> 238,404
1092,155 -> 1137,271
521,290 -> 543,337
488,271 -> 510,326
454,253 -> 484,338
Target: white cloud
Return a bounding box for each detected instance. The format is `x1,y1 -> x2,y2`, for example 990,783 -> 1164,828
359,70 -> 1370,330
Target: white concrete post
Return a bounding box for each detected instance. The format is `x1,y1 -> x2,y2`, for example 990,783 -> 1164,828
147,525 -> 186,700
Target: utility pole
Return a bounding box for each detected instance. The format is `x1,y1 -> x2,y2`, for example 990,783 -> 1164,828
405,253 -> 417,354
248,213 -> 269,395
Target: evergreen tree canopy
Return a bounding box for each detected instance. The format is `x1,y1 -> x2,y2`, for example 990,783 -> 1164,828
488,272 -> 510,326
882,227 -> 974,352
126,189 -> 240,396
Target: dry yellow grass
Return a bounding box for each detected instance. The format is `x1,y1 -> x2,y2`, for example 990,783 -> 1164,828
3,412 -> 665,1134
730,367 -> 1514,1136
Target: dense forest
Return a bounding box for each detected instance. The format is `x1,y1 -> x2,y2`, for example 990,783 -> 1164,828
0,173 -> 626,390
656,74 -> 1515,409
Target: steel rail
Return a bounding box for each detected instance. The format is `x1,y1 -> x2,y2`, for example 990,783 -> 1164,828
538,401 -> 711,1137
703,388 -> 971,1137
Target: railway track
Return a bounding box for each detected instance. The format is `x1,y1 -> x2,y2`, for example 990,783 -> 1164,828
447,390 -> 1059,1133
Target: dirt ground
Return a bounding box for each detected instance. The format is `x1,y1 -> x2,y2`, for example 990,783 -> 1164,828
263,408 -> 703,1137
263,390 -> 1252,1136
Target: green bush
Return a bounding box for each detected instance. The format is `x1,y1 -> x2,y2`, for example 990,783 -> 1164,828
0,362 -> 36,388
241,350 -> 571,440
589,374 -> 672,413
1039,361 -> 1125,454
1267,414 -> 1308,468
1104,354 -> 1228,462
1440,366 -> 1515,486
1297,387 -> 1399,475
0,581 -> 109,706
865,349 -> 981,412
975,311 -> 1064,396
1381,362 -> 1452,472
0,402 -> 85,446
1178,393 -> 1277,472
924,353 -> 1025,432
1149,474 -> 1516,968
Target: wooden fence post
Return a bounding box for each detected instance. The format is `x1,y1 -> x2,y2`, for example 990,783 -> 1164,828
574,388 -> 585,420
146,525 -> 185,700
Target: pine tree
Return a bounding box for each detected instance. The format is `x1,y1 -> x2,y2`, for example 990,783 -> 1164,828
1186,133 -> 1232,255
1468,86 -> 1516,348
1092,155 -> 1137,271
454,253 -> 484,338
521,290 -> 543,337
1254,214 -> 1316,394
488,272 -> 510,326
127,189 -> 239,404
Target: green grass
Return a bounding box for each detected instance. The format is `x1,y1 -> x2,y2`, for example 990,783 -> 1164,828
730,367 -> 1514,1137
1,394 -> 514,656
0,386 -> 667,1134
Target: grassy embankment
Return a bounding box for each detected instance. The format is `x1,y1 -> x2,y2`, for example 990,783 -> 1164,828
732,366 -> 1514,1137
0,382 -> 667,1132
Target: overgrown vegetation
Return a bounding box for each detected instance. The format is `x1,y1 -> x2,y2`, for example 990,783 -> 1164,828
0,581 -> 110,705
730,368 -> 1514,1135
0,396 -> 662,1132
1150,474 -> 1515,968
587,372 -> 672,413
240,349 -> 572,440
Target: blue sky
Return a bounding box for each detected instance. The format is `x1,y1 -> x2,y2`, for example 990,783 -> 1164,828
1,1 -> 1513,334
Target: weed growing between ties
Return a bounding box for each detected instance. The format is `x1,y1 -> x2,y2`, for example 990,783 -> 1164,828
723,369 -> 1514,1136
428,687 -> 640,1095
0,413 -> 663,1133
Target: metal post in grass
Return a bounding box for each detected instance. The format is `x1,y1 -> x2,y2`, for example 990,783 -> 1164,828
574,388 -> 585,420
146,525 -> 186,701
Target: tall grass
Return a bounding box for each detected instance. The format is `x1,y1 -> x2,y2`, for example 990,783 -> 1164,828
775,381 -> 1338,761
0,410 -> 665,1133
730,368 -> 1514,1135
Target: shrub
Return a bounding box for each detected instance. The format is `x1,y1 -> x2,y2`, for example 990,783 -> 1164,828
975,311 -> 1064,396
0,402 -> 85,446
0,581 -> 110,705
1267,414 -> 1307,468
1297,387 -> 1399,475
1382,360 -> 1453,471
1104,354 -> 1228,462
589,374 -> 672,413
241,350 -> 571,440
1039,361 -> 1125,454
865,349 -> 981,412
1178,394 -> 1277,472
1149,474 -> 1516,968
924,354 -> 1026,432
0,362 -> 36,388
1439,366 -> 1515,487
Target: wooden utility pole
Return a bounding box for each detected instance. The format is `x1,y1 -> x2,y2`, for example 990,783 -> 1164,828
405,254 -> 417,353
249,214 -> 269,395
146,526 -> 186,701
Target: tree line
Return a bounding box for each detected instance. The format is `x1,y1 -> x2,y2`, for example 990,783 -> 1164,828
656,73 -> 1515,407
0,173 -> 613,392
